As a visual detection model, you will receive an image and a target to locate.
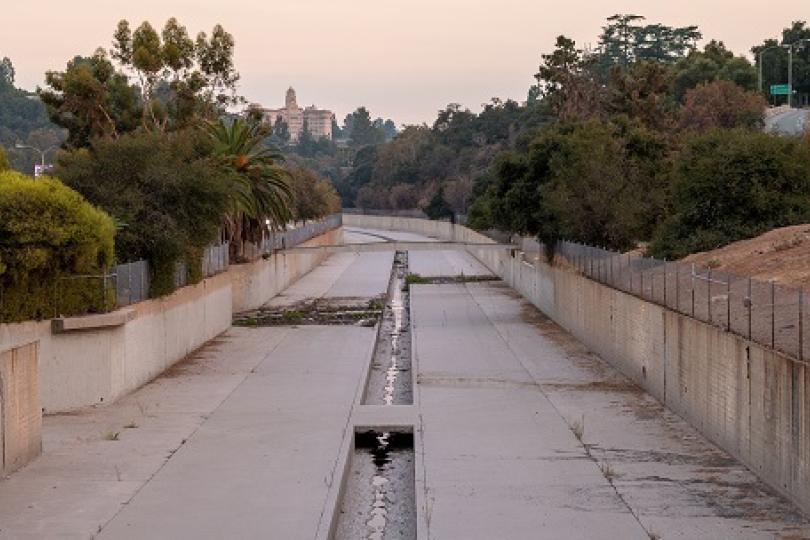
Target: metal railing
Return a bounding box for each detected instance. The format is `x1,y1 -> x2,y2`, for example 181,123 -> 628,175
524,239 -> 810,363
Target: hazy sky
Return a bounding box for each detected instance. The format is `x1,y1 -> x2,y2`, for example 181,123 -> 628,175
1,1 -> 806,125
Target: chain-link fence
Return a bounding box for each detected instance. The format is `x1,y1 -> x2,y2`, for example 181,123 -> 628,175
2,216 -> 342,321
250,213 -> 343,255
537,240 -> 809,362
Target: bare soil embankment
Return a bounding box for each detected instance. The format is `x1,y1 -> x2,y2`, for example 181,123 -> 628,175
681,224 -> 810,289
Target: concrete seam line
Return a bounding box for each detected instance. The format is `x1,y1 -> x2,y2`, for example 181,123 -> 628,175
94,326 -> 292,537
463,281 -> 654,538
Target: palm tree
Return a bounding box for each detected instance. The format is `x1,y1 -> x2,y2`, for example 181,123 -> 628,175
206,117 -> 293,260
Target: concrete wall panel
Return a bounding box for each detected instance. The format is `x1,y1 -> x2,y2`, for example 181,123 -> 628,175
0,342 -> 41,474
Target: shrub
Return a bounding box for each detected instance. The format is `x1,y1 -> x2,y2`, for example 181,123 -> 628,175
0,171 -> 115,321
679,80 -> 766,132
648,129 -> 810,259
54,130 -> 228,297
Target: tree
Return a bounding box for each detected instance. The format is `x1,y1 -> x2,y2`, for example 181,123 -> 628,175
0,57 -> 14,84
597,15 -> 700,69
0,146 -> 9,171
40,51 -> 141,147
534,36 -> 602,120
606,61 -> 675,131
673,41 -> 757,101
476,119 -> 670,249
331,115 -> 343,139
43,18 -> 240,146
273,115 -> 290,144
649,130 -> 810,259
53,129 -> 229,294
383,119 -> 397,140
288,166 -> 340,222
348,107 -> 385,146
389,183 -> 419,209
206,117 -> 292,259
599,14 -> 646,68
679,80 -> 766,131
423,186 -> 454,220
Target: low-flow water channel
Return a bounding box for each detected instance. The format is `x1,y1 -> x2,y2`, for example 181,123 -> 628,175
363,251 -> 412,406
335,251 -> 416,540
335,431 -> 416,540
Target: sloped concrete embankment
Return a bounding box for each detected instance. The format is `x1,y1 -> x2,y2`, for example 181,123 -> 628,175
0,227 -> 343,414
343,214 -> 810,516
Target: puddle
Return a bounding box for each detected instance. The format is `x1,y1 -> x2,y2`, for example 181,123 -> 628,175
364,251 -> 412,405
334,431 -> 416,540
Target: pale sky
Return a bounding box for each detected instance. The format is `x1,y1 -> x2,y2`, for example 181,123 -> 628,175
1,1 -> 806,125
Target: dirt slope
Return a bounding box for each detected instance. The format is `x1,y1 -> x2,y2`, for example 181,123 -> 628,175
682,224 -> 810,289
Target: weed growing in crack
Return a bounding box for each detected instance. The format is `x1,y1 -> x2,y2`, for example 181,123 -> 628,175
599,461 -> 619,482
405,273 -> 429,286
571,414 -> 585,442
282,310 -> 304,323
104,431 -> 120,441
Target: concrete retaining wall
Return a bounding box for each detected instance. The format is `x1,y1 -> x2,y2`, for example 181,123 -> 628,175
0,342 -> 41,475
343,214 -> 810,515
0,228 -> 342,413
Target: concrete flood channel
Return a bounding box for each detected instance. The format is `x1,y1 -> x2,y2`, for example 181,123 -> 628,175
235,251 -> 417,539
337,250 -> 416,540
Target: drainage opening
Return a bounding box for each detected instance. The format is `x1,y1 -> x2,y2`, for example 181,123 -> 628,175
363,251 -> 412,405
335,430 -> 416,540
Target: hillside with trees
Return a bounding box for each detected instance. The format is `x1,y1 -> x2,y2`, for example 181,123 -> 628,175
341,15 -> 810,261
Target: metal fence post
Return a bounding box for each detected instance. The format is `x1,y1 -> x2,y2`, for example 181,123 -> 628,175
640,261 -> 645,298
708,268 -> 712,324
726,273 -> 731,331
691,263 -> 696,317
675,263 -> 679,313
799,289 -> 804,362
771,280 -> 776,349
748,277 -> 752,340
628,255 -> 632,293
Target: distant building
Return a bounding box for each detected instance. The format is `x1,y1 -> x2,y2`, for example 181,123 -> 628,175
258,88 -> 332,142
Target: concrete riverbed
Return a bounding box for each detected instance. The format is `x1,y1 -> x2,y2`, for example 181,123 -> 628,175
0,228 -> 807,539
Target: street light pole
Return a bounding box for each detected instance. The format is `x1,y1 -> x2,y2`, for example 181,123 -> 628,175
785,38 -> 810,108
758,45 -> 783,94
14,143 -> 56,177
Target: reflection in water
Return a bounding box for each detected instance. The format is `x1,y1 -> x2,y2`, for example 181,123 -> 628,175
364,251 -> 412,406
336,431 -> 415,540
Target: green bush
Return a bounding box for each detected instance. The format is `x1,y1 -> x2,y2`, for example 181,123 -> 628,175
0,170 -> 115,321
648,129 -> 810,259
54,130 -> 227,297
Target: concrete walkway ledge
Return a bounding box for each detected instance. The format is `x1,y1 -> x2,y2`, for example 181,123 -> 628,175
51,308 -> 136,333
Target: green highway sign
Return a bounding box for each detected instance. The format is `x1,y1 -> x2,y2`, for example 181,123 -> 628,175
770,84 -> 791,96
